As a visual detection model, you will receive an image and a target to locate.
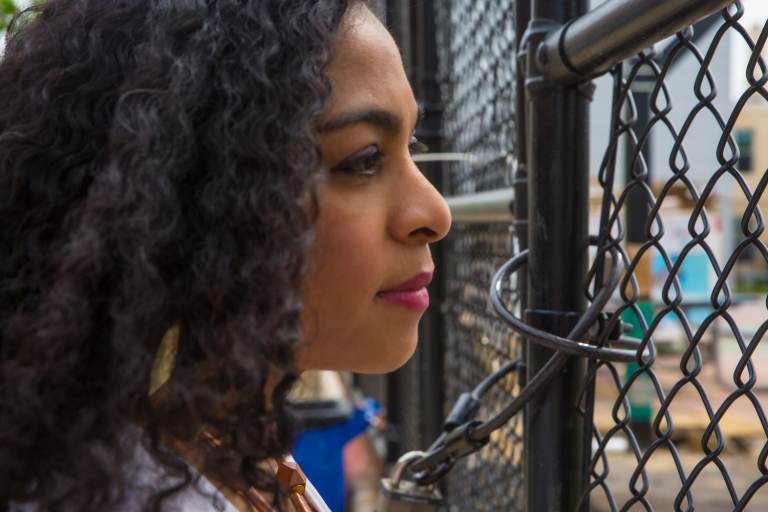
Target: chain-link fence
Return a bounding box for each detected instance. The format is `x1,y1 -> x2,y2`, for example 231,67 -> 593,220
434,0 -> 523,509
436,0 -> 517,196
441,224 -> 524,511
360,1 -> 768,511
586,3 -> 768,510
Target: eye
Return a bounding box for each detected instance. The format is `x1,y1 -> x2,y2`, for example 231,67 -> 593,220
330,138 -> 430,178
331,145 -> 383,177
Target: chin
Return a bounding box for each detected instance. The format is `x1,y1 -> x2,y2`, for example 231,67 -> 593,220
355,332 -> 419,374
296,328 -> 420,374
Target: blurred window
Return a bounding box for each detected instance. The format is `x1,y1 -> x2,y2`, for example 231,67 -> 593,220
736,129 -> 753,172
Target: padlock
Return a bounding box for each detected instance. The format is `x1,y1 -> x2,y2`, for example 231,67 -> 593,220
374,451 -> 443,512
375,477 -> 443,512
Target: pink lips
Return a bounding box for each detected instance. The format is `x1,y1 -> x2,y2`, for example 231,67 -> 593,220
376,271 -> 433,311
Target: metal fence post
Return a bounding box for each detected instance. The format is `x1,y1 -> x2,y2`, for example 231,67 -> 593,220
523,0 -> 591,510
514,0 -> 531,408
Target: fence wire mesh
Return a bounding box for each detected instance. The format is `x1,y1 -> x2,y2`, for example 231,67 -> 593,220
441,224 -> 524,511
586,2 -> 768,510
434,0 -> 524,509
436,0 -> 517,196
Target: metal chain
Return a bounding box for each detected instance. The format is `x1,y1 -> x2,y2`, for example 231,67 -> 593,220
398,239 -> 625,486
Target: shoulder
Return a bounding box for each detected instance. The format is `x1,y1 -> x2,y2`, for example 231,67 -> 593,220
126,433 -> 241,512
9,431 -> 240,512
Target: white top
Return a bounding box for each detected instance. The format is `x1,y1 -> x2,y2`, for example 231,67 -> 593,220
126,441 -> 334,511
10,433 -> 330,511
10,437 -> 239,511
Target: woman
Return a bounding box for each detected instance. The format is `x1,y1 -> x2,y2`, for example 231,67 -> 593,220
0,0 -> 450,510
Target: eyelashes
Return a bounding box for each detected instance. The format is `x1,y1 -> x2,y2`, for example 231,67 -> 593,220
332,145 -> 381,177
331,137 -> 430,177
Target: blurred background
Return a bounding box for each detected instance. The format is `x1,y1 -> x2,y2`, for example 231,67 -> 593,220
4,1 -> 767,510
353,1 -> 768,511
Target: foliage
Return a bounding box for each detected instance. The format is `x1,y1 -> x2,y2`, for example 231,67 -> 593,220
0,0 -> 20,32
734,280 -> 768,295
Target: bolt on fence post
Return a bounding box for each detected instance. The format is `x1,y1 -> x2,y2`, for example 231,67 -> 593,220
522,0 -> 591,510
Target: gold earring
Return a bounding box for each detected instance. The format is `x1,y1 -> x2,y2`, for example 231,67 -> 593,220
149,324 -> 179,396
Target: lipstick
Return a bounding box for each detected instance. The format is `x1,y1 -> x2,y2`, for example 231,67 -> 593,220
376,271 -> 433,311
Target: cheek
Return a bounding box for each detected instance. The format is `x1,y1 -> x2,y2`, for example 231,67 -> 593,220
299,191 -> 388,367
309,213 -> 383,310
298,186 -> 421,373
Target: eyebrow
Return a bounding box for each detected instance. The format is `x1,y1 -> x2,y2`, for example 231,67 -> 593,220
317,104 -> 423,135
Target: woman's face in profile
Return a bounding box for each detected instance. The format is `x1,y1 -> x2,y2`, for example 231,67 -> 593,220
299,5 -> 451,373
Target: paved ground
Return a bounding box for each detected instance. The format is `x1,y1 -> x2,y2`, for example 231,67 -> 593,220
590,444 -> 768,511
591,299 -> 767,510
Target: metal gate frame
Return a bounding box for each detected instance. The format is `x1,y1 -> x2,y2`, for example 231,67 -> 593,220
519,1 -> 738,509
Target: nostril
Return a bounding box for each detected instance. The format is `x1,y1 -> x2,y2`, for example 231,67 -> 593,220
410,226 -> 438,239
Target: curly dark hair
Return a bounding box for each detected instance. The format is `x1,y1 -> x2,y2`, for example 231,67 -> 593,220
0,0 -> 359,510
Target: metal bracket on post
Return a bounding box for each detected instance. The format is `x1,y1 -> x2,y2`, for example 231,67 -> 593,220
524,309 -> 630,353
524,309 -> 582,335
520,18 -> 564,96
520,18 -> 596,100
523,0 -> 733,88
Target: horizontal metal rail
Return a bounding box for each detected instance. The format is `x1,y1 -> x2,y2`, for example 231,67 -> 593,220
539,0 -> 733,84
445,188 -> 514,223
412,152 -> 473,163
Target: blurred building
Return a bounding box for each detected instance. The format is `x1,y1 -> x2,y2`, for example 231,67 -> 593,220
730,24 -> 768,291
588,14 -> 768,296
588,13 -> 736,302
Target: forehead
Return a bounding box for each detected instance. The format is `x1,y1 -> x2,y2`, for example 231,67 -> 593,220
322,6 -> 416,118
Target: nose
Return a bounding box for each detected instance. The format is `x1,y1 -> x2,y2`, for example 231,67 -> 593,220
388,159 -> 452,245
